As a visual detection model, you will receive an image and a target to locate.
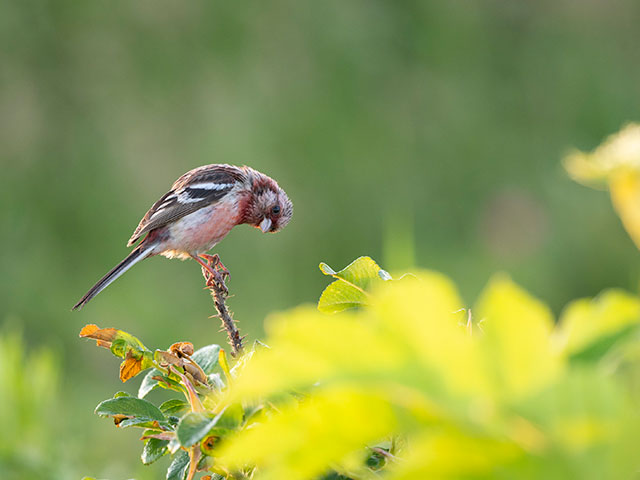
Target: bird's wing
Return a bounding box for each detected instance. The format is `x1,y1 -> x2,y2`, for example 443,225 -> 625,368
127,165 -> 246,246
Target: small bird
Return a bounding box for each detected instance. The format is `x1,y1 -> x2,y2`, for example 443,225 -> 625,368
73,164 -> 293,310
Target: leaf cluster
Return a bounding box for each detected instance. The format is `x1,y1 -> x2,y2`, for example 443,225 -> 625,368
81,325 -> 257,479
81,257 -> 640,479
217,258 -> 640,479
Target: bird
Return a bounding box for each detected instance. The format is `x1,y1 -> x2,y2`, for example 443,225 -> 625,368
72,164 -> 293,310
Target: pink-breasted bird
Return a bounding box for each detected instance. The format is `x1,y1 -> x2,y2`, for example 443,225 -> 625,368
72,164 -> 293,310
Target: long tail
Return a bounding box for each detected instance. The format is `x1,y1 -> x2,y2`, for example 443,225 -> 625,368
72,244 -> 155,310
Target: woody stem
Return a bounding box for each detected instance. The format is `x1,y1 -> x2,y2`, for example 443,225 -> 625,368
191,254 -> 244,357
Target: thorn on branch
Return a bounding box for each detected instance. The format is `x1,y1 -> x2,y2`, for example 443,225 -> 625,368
198,254 -> 244,357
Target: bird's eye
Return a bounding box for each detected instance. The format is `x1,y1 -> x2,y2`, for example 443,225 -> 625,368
271,205 -> 281,215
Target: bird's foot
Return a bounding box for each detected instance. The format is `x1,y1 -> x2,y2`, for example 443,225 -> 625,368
199,254 -> 230,279
193,254 -> 229,295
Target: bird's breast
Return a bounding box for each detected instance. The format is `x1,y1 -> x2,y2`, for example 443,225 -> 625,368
159,197 -> 243,258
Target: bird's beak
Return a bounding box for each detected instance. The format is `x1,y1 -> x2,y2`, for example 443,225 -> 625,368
259,217 -> 272,233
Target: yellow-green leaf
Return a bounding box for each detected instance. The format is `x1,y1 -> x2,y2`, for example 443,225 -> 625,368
610,170 -> 640,249
388,430 -> 520,480
558,289 -> 640,361
318,256 -> 391,313
563,123 -> 640,188
371,272 -> 489,398
564,123 -> 640,249
227,306 -> 403,401
218,387 -> 397,480
475,275 -> 561,399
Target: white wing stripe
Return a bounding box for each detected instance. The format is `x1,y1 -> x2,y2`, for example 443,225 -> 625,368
187,182 -> 235,191
177,191 -> 204,203
148,182 -> 234,220
156,194 -> 176,209
149,208 -> 166,220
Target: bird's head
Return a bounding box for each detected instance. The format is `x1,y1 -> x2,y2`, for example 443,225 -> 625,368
243,172 -> 293,234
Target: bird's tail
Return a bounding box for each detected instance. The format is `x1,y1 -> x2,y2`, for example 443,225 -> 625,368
72,244 -> 155,310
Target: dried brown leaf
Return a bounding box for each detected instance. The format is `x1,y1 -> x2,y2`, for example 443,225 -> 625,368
170,341 -> 194,357
79,324 -> 118,348
183,362 -> 208,385
120,350 -> 143,382
155,350 -> 184,367
112,414 -> 128,426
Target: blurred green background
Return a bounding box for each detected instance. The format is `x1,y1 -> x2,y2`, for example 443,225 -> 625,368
2,1 -> 640,478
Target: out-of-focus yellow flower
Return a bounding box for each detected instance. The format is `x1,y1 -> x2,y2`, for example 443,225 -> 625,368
564,123 -> 640,248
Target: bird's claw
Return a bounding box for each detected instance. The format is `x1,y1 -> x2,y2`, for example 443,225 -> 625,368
197,254 -> 230,295
199,254 -> 230,280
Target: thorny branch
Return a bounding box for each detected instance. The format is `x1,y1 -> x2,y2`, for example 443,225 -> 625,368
199,254 -> 245,357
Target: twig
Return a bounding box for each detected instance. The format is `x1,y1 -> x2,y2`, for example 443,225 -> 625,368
198,254 -> 244,357
186,445 -> 201,480
370,446 -> 400,462
169,365 -> 204,412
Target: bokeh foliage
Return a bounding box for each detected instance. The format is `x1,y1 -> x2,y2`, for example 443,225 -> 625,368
565,123 -> 640,250
81,257 -> 640,479
3,1 -> 640,478
215,259 -> 640,480
0,329 -> 64,479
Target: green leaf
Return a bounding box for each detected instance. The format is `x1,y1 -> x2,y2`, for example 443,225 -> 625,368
475,274 -> 559,399
218,387 -> 397,479
215,403 -> 244,431
177,405 -> 242,447
138,368 -> 183,398
191,344 -> 221,374
319,473 -> 353,480
243,404 -> 265,425
166,450 -> 189,480
141,437 -> 169,465
570,324 -> 640,364
366,449 -> 387,471
559,289 -> 640,362
160,399 -> 190,417
208,373 -> 225,390
110,337 -> 129,358
117,417 -> 164,429
177,412 -> 219,447
138,368 -> 162,398
318,256 -> 391,313
95,396 -> 166,423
